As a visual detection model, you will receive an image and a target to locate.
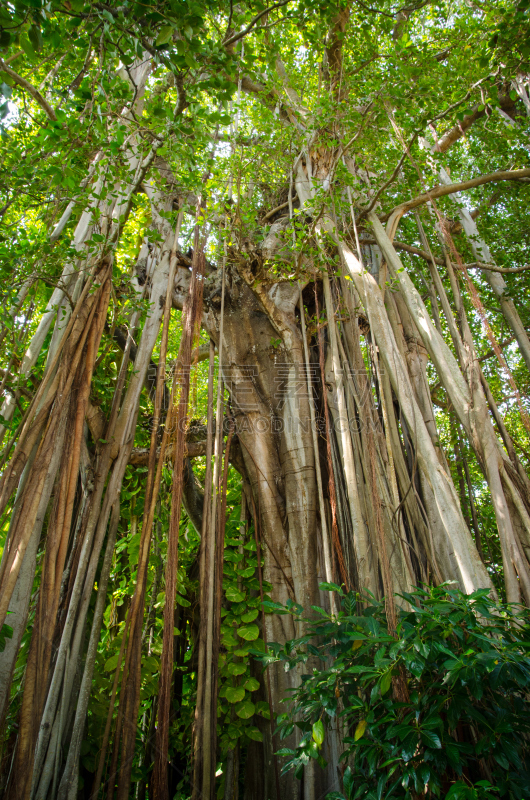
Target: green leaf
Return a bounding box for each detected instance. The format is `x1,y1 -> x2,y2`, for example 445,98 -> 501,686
28,25 -> 43,53
225,686 -> 245,704
104,654 -> 119,672
176,594 -> 191,607
156,26 -> 173,46
445,782 -> 471,800
226,586 -> 245,603
243,677 -> 260,691
247,726 -> 263,741
227,662 -> 247,676
241,609 -> 259,623
312,719 -> 325,747
380,671 -> 392,695
421,730 -> 442,749
343,766 -> 354,798
237,624 -> 260,641
319,581 -> 343,594
20,35 -> 35,59
275,747 -> 296,757
0,623 -> 13,653
262,600 -> 288,614
493,752 -> 509,770
235,699 -> 255,719
237,566 -> 255,578
255,700 -> 270,718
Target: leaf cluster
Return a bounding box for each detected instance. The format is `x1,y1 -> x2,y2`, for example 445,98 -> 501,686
260,584 -> 530,800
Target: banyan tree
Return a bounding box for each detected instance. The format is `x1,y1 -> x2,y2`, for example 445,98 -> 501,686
0,0 -> 529,798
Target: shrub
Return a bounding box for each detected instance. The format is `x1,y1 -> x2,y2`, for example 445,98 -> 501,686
257,585 -> 530,799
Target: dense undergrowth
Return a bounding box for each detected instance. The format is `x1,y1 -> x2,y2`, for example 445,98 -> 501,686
260,586 -> 530,800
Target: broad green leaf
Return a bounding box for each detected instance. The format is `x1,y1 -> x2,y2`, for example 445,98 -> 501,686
246,726 -> 263,741
421,730 -> 442,749
225,686 -> 245,704
243,677 -> 260,691
312,719 -> 325,747
380,671 -> 392,695
243,540 -> 257,551
235,699 -> 255,719
104,654 -> 119,672
176,594 -> 191,607
227,722 -> 243,739
343,766 -> 354,798
237,624 -> 259,641
156,26 -> 173,45
275,747 -> 296,757
262,600 -> 288,614
445,782 -> 471,800
20,35 -> 35,59
241,609 -> 259,623
226,586 -> 245,603
227,662 -> 246,676
237,566 -> 255,578
255,700 -> 270,718
319,582 -> 343,594
28,26 -> 43,53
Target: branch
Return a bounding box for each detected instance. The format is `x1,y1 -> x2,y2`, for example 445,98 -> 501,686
363,131 -> 419,215
239,75 -> 290,121
435,105 -> 485,152
223,0 -> 292,47
130,439 -> 207,466
261,190 -> 297,222
384,168 -> 530,232
363,236 -> 529,273
362,237 -> 444,265
427,71 -> 495,126
0,370 -> 33,400
190,343 -> 217,364
449,188 -> 504,232
430,335 -> 517,399
459,261 -> 530,274
435,92 -> 518,153
479,337 -> 515,362
5,52 -> 23,66
0,58 -> 57,121
325,6 -> 351,92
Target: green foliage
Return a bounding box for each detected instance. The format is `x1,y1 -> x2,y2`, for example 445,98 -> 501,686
259,585 -> 530,799
0,620 -> 12,652
217,496 -> 271,758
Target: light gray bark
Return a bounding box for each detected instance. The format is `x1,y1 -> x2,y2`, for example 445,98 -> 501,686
437,166 -> 530,374
340,219 -> 493,593
55,503 -> 120,800
370,213 -> 528,600
0,442 -> 63,720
